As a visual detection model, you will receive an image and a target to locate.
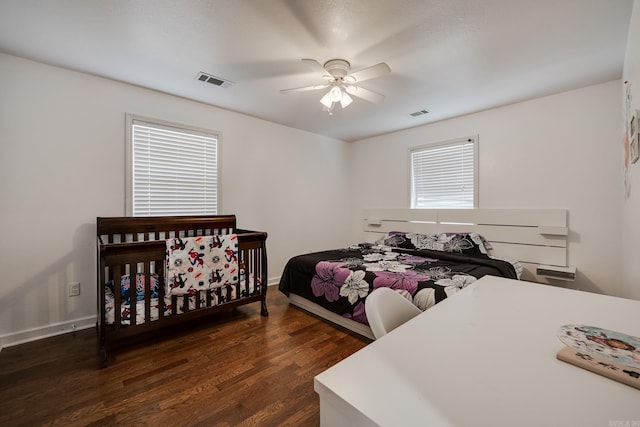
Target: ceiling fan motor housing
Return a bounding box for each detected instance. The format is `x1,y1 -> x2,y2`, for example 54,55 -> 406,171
324,59 -> 351,80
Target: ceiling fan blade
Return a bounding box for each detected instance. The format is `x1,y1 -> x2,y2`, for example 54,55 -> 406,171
301,58 -> 329,77
345,62 -> 391,83
345,85 -> 385,103
280,84 -> 330,94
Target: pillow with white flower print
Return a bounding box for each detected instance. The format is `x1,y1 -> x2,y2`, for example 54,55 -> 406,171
377,231 -> 490,256
375,231 -> 416,250
431,232 -> 491,256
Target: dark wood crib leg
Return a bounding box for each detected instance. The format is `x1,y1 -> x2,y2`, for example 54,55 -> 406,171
96,321 -> 108,368
260,271 -> 268,316
99,347 -> 108,369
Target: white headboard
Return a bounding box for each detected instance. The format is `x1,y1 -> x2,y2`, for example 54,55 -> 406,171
362,208 -> 573,283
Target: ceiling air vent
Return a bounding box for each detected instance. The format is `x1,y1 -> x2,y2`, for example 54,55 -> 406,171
196,72 -> 233,88
410,109 -> 429,117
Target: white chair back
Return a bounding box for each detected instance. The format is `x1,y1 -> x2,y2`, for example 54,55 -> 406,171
365,287 -> 422,339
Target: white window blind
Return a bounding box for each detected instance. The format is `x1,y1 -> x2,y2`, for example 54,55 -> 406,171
129,117 -> 218,216
410,137 -> 477,209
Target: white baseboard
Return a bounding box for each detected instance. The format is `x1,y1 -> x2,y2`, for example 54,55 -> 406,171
267,277 -> 280,287
0,315 -> 96,352
0,279 -> 282,352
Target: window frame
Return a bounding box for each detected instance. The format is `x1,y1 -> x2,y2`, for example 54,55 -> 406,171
125,113 -> 221,217
408,135 -> 479,209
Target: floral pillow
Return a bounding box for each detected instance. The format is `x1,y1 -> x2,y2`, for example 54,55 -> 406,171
375,231 -> 416,250
376,231 -> 491,256
431,232 -> 491,256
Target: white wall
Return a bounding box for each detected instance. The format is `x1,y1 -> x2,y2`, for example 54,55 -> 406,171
0,53 -> 352,347
348,81 -> 623,297
621,0 -> 640,300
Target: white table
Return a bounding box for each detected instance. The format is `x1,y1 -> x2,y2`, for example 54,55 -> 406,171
314,276 -> 640,427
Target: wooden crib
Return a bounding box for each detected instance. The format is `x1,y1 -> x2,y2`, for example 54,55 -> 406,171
97,215 -> 267,367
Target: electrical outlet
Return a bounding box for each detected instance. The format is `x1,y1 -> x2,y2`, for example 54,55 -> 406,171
68,282 -> 80,297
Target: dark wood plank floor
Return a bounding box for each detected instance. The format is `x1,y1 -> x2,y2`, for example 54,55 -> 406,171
0,290 -> 369,426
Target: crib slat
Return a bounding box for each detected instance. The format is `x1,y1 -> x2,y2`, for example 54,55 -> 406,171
144,260 -> 151,324
113,264 -> 122,329
171,295 -> 177,316
129,263 -> 137,327
206,289 -> 213,307
253,250 -> 258,293
158,260 -> 166,321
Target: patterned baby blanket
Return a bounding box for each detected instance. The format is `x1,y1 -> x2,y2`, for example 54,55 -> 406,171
166,234 -> 239,295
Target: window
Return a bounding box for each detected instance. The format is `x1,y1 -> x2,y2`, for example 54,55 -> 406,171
126,114 -> 219,216
410,136 -> 477,209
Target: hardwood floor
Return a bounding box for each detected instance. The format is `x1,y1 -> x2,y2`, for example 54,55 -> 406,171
0,289 -> 369,426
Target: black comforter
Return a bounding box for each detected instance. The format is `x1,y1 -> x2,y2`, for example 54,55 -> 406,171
278,235 -> 517,326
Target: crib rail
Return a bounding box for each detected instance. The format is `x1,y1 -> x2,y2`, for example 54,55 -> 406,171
97,215 -> 238,243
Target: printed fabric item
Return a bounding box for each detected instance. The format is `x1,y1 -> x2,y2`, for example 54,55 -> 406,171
104,273 -> 169,325
376,231 -> 492,256
104,296 -> 169,325
106,272 -> 160,302
166,234 -> 239,295
104,271 -> 260,325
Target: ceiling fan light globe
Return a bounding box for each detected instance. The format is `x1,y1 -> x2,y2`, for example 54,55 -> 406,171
340,93 -> 353,108
320,92 -> 333,108
329,86 -> 342,102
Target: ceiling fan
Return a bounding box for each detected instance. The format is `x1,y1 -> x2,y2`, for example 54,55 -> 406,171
280,59 -> 391,114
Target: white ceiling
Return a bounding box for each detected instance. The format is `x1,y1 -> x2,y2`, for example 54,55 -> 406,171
0,0 -> 634,142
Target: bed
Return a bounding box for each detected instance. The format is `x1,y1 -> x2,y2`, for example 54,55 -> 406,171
279,208 -> 570,339
97,215 -> 267,367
